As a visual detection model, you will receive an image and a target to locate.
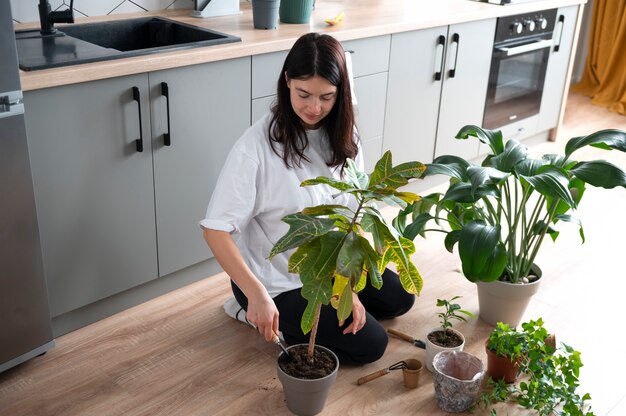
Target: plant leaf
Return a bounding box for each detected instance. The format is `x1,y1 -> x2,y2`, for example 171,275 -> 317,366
443,182 -> 500,203
456,125 -> 505,155
270,213 -> 337,258
569,160 -> 626,189
564,129 -> 626,160
514,158 -> 546,177
467,166 -> 510,197
458,221 -> 506,282
490,139 -> 528,172
336,232 -> 365,284
301,204 -> 351,216
300,300 -> 319,335
555,214 -> 585,243
402,212 -> 434,240
336,283 -> 353,323
345,158 -> 369,189
360,235 -> 383,289
424,155 -> 472,180
368,151 -> 426,189
300,176 -> 355,192
520,168 -> 577,209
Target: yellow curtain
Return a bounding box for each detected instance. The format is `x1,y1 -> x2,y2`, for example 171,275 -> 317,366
572,0 -> 626,115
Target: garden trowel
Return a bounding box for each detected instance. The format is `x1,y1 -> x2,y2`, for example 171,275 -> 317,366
387,328 -> 426,349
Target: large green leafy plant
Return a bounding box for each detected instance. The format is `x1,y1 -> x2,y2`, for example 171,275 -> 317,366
394,126 -> 626,283
269,151 -> 425,362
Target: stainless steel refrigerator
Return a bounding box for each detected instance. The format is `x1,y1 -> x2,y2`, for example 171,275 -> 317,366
1,1 -> 55,373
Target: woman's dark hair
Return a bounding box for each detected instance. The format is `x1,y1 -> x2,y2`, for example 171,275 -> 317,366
269,32 -> 358,170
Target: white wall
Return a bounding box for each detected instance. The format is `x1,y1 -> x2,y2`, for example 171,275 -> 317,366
10,0 -> 195,23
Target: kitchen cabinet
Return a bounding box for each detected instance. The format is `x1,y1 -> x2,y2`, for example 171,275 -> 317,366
24,58 -> 250,316
250,35 -> 391,171
383,19 -> 496,164
537,5 -> 579,133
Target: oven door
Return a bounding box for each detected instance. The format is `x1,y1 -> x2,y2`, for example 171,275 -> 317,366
483,38 -> 552,130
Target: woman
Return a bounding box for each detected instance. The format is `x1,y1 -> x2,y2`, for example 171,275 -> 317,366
201,33 -> 414,364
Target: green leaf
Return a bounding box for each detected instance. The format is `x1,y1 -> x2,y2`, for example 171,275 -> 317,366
294,233 -> 343,299
368,151 -> 426,189
554,214 -> 585,243
360,235 -> 383,289
269,213 -> 337,258
443,182 -> 500,203
467,166 -> 510,197
520,168 -> 577,209
301,204 -> 352,216
382,236 -> 422,294
300,300 -> 319,335
514,158 -> 546,177
402,212 -> 433,240
490,139 -> 528,172
458,221 -> 506,282
345,158 -> 369,189
336,232 -> 366,284
564,129 -> 626,160
300,176 -> 354,192
425,155 -> 472,180
456,125 -> 505,155
444,230 -> 461,253
569,160 -> 626,188
336,283 -> 353,323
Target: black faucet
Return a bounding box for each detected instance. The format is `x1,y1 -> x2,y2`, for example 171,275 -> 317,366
38,0 -> 74,35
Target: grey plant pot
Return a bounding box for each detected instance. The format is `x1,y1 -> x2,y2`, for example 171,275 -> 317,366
476,265 -> 543,327
277,344 -> 339,416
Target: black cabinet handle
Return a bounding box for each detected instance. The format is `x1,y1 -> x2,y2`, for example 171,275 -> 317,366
434,35 -> 446,81
448,33 -> 460,78
554,15 -> 565,52
161,82 -> 171,146
132,86 -> 143,152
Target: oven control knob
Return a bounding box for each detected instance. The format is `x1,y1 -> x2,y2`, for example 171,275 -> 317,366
536,17 -> 548,30
524,19 -> 536,32
511,21 -> 523,34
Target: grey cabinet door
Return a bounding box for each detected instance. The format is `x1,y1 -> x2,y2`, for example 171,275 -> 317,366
354,72 -> 387,171
537,5 -> 580,133
383,27 -> 448,164
24,75 -> 158,317
150,57 -> 251,277
435,19 -> 496,160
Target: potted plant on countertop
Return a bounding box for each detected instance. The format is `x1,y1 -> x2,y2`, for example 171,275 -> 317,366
394,125 -> 626,326
476,318 -> 593,415
269,151 -> 426,415
424,295 -> 475,372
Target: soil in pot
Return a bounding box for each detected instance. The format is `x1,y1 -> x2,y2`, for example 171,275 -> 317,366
428,329 -> 464,348
278,345 -> 336,379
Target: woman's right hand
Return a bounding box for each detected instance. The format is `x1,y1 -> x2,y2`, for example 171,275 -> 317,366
246,289 -> 280,342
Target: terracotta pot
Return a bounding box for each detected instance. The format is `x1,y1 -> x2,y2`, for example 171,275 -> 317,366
276,344 -> 339,416
485,342 -> 520,383
476,264 -> 542,327
424,327 -> 465,372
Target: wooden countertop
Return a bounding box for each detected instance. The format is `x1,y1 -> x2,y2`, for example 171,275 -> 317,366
16,0 -> 585,91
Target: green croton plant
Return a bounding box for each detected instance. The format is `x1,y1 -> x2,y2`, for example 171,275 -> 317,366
394,126 -> 626,284
269,151 -> 425,362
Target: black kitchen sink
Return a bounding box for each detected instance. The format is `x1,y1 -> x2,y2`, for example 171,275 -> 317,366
15,17 -> 240,71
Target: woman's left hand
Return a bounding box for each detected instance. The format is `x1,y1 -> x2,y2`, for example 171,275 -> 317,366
341,292 -> 366,335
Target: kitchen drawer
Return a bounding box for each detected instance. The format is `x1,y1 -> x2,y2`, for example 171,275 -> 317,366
343,35 -> 391,78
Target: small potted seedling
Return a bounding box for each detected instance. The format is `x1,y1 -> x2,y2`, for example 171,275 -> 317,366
424,295 -> 475,372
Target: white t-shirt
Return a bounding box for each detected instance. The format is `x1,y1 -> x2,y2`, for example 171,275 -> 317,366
200,112 -> 363,297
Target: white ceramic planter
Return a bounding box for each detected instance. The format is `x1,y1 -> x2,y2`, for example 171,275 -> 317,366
476,273 -> 541,328
424,327 -> 465,372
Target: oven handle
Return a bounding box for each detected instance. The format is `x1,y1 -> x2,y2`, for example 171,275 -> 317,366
496,38 -> 553,56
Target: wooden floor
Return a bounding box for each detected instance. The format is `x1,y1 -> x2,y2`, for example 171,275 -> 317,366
1,91 -> 626,415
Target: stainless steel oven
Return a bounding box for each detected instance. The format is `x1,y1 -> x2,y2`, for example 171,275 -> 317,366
483,9 -> 558,130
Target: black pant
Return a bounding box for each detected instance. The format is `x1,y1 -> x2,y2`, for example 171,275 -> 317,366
231,268 -> 415,365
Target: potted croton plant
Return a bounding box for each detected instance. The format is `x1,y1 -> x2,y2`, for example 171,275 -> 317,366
394,126 -> 626,326
269,151 -> 425,415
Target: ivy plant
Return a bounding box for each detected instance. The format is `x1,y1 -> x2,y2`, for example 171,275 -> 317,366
269,151 -> 425,362
475,318 -> 594,416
